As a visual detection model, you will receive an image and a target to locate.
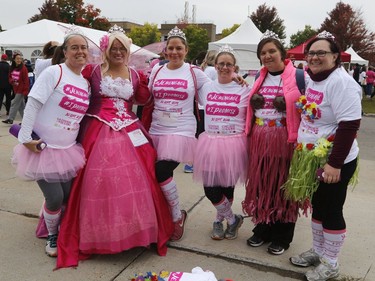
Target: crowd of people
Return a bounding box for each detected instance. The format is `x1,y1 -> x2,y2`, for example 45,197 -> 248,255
2,26 -> 362,281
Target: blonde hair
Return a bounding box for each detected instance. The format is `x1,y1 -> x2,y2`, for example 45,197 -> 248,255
101,32 -> 132,75
201,50 -> 217,70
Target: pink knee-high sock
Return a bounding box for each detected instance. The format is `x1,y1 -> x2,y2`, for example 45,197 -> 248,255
43,205 -> 61,235
214,196 -> 235,225
312,219 -> 324,256
323,228 -> 346,266
160,178 -> 181,222
215,198 -> 233,223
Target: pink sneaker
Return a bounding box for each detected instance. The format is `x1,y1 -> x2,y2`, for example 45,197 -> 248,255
170,210 -> 187,241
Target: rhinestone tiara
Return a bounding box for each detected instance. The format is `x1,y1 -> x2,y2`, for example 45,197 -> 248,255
260,29 -> 280,42
64,24 -> 85,37
218,44 -> 235,55
316,30 -> 335,40
167,26 -> 186,41
108,24 -> 125,34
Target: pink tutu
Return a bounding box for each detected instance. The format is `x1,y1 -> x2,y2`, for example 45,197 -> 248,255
11,144 -> 85,183
193,132 -> 248,187
151,134 -> 197,163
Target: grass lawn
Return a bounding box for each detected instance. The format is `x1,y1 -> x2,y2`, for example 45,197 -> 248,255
362,97 -> 375,114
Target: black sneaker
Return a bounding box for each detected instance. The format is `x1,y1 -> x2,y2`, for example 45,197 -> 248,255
268,242 -> 285,255
247,234 -> 264,247
2,119 -> 13,124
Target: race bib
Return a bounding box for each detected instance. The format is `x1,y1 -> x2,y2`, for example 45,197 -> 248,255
128,129 -> 149,147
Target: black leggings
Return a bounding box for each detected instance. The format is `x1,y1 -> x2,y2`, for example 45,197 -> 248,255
204,186 -> 234,204
155,160 -> 180,183
312,158 -> 358,230
37,179 -> 72,211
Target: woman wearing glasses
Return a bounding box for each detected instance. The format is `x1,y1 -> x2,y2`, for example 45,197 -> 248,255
287,31 -> 361,281
11,33 -> 90,257
193,45 -> 250,240
242,30 -> 305,255
57,26 -> 174,268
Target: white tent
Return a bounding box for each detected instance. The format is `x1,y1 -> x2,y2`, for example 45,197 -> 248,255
208,17 -> 263,71
345,47 -> 369,66
0,19 -> 142,63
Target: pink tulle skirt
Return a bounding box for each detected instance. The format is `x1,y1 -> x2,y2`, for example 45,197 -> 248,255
78,121 -> 158,253
242,125 -> 299,224
193,132 -> 248,187
11,144 -> 85,183
151,134 -> 197,163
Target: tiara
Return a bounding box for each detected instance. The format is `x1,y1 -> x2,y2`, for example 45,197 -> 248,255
167,26 -> 186,41
316,30 -> 335,40
64,24 -> 85,37
108,24 -> 125,34
260,29 -> 280,42
218,44 -> 235,55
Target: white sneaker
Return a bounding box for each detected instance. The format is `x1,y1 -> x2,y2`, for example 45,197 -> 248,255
290,248 -> 320,267
45,234 -> 58,257
305,258 -> 339,281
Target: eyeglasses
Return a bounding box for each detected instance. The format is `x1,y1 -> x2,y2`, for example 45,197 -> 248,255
306,51 -> 332,58
110,47 -> 127,53
217,62 -> 234,69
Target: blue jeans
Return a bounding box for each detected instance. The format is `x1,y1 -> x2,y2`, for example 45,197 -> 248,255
365,83 -> 373,97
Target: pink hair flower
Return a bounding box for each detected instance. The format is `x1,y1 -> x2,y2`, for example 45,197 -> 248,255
100,35 -> 109,51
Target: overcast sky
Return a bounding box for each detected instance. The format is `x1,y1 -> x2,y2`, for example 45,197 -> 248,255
1,0 -> 375,41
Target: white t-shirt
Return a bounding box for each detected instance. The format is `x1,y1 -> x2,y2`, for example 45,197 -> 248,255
204,66 -> 218,81
254,73 -> 286,120
298,67 -> 362,163
199,80 -> 250,134
30,64 -> 90,148
148,63 -> 210,137
34,58 -> 52,80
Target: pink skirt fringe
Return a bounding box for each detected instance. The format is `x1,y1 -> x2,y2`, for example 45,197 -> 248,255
151,134 -> 197,163
11,144 -> 85,183
193,133 -> 248,187
242,125 -> 299,224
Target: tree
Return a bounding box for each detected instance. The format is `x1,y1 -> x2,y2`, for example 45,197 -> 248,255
320,2 -> 375,64
221,24 -> 240,38
28,0 -> 110,31
250,3 -> 286,40
28,0 -> 60,23
183,25 -> 209,63
289,25 -> 318,48
128,23 -> 161,47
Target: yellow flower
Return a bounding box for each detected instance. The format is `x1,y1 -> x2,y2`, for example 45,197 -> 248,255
255,118 -> 264,126
313,138 -> 332,157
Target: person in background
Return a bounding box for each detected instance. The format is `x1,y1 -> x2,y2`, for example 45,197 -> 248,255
2,53 -> 29,124
365,66 -> 375,98
24,60 -> 35,103
10,33 -> 90,257
56,25 -> 173,269
352,63 -> 360,85
242,30 -> 305,255
194,45 -> 249,241
147,26 -> 212,241
201,50 -> 218,80
0,54 -> 11,117
34,41 -> 59,80
51,45 -> 66,65
286,31 -> 361,281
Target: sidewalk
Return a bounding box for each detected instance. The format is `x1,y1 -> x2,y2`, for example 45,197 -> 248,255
0,113 -> 374,281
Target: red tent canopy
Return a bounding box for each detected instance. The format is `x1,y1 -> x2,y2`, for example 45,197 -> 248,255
287,36 -> 351,62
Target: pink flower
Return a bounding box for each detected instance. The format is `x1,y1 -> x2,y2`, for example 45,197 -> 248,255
100,35 -> 109,51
